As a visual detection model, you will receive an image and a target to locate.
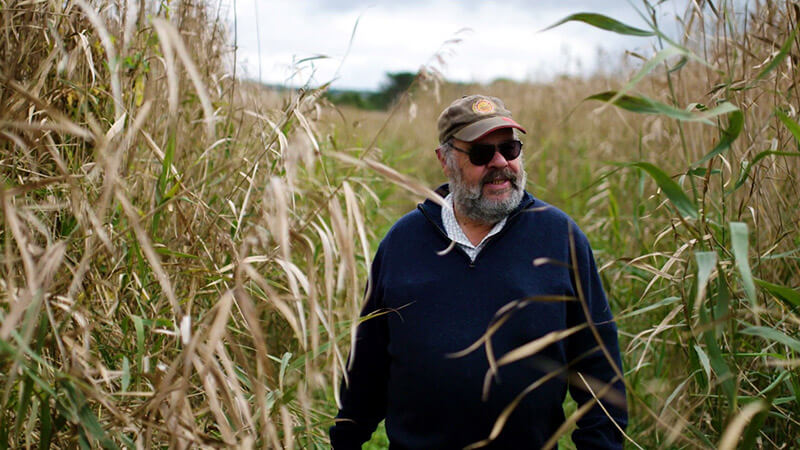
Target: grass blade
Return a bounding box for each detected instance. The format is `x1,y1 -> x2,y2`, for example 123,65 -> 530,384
694,344 -> 712,385
692,110 -> 744,167
39,393 -> 52,450
754,28 -> 798,82
151,18 -> 216,136
587,91 -> 737,125
718,400 -> 768,450
730,150 -> 800,192
617,162 -> 698,219
587,91 -> 664,115
713,272 -> 732,329
121,356 -> 130,392
495,323 -> 587,366
694,251 -> 717,316
153,132 -> 176,234
14,376 -> 34,440
703,325 -> 736,411
541,12 -> 654,36
740,326 -> 800,353
730,222 -> 757,308
754,278 -> 800,312
132,315 -> 145,374
62,381 -> 118,449
776,108 -> 800,144
600,46 -> 688,111
740,394 -> 776,448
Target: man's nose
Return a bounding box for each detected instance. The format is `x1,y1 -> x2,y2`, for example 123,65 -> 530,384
486,148 -> 509,168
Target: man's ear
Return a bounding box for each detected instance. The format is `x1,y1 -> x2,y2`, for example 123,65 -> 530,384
435,146 -> 448,172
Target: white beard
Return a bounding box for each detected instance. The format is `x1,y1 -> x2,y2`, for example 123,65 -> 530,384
448,159 -> 526,225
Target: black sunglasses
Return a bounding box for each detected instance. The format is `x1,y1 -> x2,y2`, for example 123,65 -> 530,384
446,140 -> 523,166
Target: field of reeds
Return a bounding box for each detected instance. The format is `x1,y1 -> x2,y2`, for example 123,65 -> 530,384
1,0 -> 798,448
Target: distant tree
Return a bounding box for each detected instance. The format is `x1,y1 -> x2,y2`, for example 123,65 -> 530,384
369,72 -> 416,110
327,71 -> 417,110
326,90 -> 368,109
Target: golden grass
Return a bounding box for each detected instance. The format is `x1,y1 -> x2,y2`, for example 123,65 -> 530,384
1,0 -> 799,448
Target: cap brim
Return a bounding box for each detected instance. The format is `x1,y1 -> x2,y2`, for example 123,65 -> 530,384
452,116 -> 527,142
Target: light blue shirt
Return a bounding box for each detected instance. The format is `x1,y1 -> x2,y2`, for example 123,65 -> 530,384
441,193 -> 507,262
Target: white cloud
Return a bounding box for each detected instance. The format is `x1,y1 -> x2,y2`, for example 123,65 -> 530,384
232,0 -> 676,90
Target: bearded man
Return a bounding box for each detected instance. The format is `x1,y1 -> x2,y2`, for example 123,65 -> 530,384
330,95 -> 628,449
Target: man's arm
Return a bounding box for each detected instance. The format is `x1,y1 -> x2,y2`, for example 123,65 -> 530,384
565,227 -> 628,450
329,247 -> 390,449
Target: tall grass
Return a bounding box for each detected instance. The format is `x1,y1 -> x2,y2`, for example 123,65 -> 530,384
0,0 -> 375,447
544,2 -> 800,447
0,0 -> 798,449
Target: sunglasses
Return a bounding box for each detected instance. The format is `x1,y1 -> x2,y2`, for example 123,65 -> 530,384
446,140 -> 523,166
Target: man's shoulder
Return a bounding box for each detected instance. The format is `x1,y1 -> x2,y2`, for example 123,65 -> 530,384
383,206 -> 434,241
516,196 -> 591,243
518,196 -> 573,225
372,206 -> 442,264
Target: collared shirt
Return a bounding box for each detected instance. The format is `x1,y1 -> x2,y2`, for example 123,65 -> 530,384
441,193 -> 507,262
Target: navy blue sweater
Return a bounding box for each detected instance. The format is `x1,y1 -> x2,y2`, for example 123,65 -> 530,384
330,188 -> 627,449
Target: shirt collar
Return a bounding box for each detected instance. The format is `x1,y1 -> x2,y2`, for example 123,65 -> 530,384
441,194 -> 507,250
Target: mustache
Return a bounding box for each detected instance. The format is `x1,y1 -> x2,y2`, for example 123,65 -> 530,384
480,168 -> 519,187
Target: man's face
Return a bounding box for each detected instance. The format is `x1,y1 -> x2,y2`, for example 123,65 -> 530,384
439,128 -> 527,224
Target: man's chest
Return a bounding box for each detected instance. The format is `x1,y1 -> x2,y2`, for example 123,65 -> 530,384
379,247 -> 575,361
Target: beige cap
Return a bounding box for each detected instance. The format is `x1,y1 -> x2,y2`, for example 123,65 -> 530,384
437,95 -> 527,144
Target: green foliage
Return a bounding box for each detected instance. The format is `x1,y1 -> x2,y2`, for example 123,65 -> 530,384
327,71 -> 417,110
693,109 -> 744,167
616,162 -> 698,219
538,1 -> 799,447
373,72 -> 416,108
326,90 -> 372,109
542,12 -> 655,36
586,91 -> 739,124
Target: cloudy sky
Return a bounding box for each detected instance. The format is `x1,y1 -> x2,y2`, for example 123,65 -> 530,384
230,1 -> 689,91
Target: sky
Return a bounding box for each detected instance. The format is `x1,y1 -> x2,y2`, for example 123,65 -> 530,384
230,0 -> 689,91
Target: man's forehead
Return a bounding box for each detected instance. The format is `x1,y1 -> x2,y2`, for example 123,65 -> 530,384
462,128 -> 515,144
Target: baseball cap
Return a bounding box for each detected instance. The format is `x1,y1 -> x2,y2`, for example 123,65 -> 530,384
437,94 -> 527,144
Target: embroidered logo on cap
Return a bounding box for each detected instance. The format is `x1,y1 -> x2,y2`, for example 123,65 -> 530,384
472,99 -> 495,114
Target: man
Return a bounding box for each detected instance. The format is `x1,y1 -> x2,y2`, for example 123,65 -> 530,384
330,95 -> 628,449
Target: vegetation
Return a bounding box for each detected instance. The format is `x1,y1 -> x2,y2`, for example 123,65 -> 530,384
326,72 -> 418,110
1,0 -> 798,448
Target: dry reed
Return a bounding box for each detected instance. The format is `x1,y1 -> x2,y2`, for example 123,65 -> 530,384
1,0 -> 798,448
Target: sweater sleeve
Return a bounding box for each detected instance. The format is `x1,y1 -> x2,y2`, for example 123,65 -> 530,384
329,245 -> 390,449
565,226 -> 628,450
